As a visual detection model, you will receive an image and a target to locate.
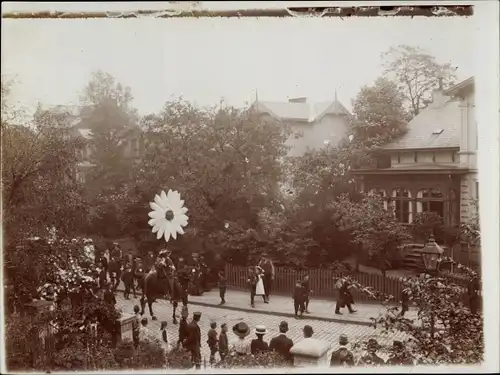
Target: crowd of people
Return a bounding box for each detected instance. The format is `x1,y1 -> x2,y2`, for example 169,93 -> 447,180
130,304 -> 414,369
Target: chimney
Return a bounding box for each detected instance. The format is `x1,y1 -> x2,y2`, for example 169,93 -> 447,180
289,97 -> 307,104
431,78 -> 448,107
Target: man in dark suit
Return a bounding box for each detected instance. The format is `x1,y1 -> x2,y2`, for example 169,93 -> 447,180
335,278 -> 357,315
258,253 -> 275,303
183,311 -> 202,369
269,321 -> 294,363
330,334 -> 354,367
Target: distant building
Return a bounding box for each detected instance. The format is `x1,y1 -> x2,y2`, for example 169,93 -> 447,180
252,95 -> 352,157
37,104 -> 143,183
352,77 -> 478,227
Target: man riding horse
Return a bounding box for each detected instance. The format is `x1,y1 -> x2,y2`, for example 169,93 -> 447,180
140,249 -> 189,324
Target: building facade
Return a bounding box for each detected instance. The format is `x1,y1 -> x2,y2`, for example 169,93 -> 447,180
352,77 -> 478,228
252,96 -> 352,157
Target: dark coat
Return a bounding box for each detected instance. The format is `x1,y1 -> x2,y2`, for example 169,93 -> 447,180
178,318 -> 189,344
183,321 -> 201,351
385,356 -> 413,366
338,283 -> 354,307
103,290 -> 116,306
330,347 -> 355,366
269,334 -> 294,362
121,269 -> 134,285
218,332 -> 229,354
251,338 -> 269,355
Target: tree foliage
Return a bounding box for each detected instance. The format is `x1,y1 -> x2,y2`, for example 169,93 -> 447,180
2,81 -> 87,240
382,45 -> 457,116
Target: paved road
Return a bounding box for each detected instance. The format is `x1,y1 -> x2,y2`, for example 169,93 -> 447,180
115,294 -> 406,366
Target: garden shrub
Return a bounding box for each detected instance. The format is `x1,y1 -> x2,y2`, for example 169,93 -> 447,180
216,351 -> 289,369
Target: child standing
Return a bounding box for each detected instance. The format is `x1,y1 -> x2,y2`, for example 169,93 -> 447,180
247,267 -> 258,308
177,306 -> 189,349
218,271 -> 227,305
160,321 -> 170,354
293,281 -> 305,318
132,305 -> 141,349
218,323 -> 229,361
207,321 -> 218,365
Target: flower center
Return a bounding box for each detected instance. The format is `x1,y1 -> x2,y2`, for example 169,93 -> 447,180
165,210 -> 174,221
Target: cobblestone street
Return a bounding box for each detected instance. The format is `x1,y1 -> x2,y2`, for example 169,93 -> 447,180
116,294 -> 407,365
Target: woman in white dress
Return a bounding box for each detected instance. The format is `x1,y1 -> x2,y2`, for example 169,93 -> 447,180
255,266 -> 266,298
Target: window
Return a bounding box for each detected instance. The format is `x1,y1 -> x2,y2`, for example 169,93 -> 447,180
414,152 -> 418,163
416,188 -> 444,218
392,188 -> 413,223
368,188 -> 388,210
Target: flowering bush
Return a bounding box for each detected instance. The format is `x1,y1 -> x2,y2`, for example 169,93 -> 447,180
216,351 -> 289,369
165,347 -> 193,369
351,258 -> 483,365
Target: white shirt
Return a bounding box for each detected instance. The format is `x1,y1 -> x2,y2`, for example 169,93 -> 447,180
231,337 -> 251,354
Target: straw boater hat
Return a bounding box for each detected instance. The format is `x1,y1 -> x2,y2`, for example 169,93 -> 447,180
254,325 -> 267,335
232,322 -> 250,338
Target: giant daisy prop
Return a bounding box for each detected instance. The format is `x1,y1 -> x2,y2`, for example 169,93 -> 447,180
148,189 -> 189,242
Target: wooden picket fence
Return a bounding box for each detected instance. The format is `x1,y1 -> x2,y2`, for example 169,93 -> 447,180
224,264 -> 473,303
224,264 -> 404,303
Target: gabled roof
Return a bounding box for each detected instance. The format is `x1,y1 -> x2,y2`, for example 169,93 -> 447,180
444,76 -> 474,97
382,98 -> 461,151
252,99 -> 351,123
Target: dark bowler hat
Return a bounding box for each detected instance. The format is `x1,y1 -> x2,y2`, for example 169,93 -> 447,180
193,311 -> 202,319
393,340 -> 404,349
303,325 -> 314,336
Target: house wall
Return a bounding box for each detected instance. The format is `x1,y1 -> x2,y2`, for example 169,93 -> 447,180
390,150 -> 458,167
361,173 -> 462,227
285,114 -> 349,157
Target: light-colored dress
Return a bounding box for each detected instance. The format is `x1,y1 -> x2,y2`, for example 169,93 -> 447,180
231,337 -> 251,355
255,274 -> 265,296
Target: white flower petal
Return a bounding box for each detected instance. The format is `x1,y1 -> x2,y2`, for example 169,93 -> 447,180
148,218 -> 157,226
149,202 -> 164,212
176,225 -> 185,235
163,225 -> 172,242
171,230 -> 177,240
152,223 -> 161,233
177,214 -> 189,227
154,194 -> 167,210
157,225 -> 165,240
166,189 -> 174,201
148,210 -> 164,219
161,190 -> 168,201
180,207 -> 188,214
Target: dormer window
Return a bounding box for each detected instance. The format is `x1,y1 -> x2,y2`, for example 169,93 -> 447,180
432,128 -> 444,135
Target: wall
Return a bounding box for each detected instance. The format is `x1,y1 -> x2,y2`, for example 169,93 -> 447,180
286,114 -> 349,157
390,150 -> 459,167
459,90 -> 478,169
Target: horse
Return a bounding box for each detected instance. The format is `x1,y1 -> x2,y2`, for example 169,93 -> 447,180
140,263 -> 190,323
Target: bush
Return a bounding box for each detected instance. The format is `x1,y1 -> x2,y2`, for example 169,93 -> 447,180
165,347 -> 193,369
114,339 -> 166,369
216,351 -> 289,369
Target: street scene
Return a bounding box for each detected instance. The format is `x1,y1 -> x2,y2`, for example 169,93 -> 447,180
2,4 -> 489,373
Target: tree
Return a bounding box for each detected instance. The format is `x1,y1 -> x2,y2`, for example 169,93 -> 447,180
134,99 -> 289,242
329,194 -> 411,276
382,45 -> 457,117
77,71 -> 141,238
351,76 -> 409,149
2,82 -> 87,239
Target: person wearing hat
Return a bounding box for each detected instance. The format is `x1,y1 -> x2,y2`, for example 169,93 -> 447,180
329,334 -> 354,367
335,278 -> 357,315
177,306 -> 189,349
250,325 -> 269,355
269,321 -> 294,363
358,338 -> 384,366
258,253 -> 275,303
231,322 -> 252,355
207,321 -> 218,365
302,325 -> 314,338
183,311 -> 202,369
385,340 -> 413,366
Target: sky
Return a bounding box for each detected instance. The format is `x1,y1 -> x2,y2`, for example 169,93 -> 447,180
2,14 -> 478,117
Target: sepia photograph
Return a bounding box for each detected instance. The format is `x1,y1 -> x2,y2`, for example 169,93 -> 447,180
1,1 -> 499,373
